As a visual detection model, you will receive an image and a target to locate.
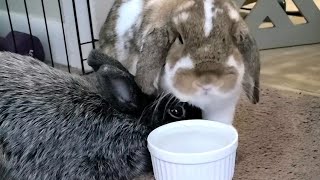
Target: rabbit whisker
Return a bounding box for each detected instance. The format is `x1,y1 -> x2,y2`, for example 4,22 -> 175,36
151,92 -> 168,121
161,94 -> 174,122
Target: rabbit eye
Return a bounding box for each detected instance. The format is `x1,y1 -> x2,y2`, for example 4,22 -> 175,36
168,104 -> 186,119
178,34 -> 184,44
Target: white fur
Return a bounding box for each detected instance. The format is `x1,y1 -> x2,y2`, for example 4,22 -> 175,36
146,0 -> 161,8
172,56 -> 194,72
162,54 -> 244,124
153,71 -> 161,90
140,25 -> 154,52
227,55 -> 245,87
176,1 -> 195,12
162,56 -> 195,102
115,0 -> 143,64
200,55 -> 244,124
188,83 -> 241,124
202,94 -> 240,124
190,85 -> 241,124
129,55 -> 139,75
226,55 -> 239,68
203,0 -> 214,37
173,12 -> 190,24
173,17 -> 178,25
225,3 -> 240,21
180,12 -> 190,21
116,0 -> 143,36
116,0 -> 143,37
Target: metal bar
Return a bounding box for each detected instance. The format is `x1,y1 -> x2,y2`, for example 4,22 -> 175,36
72,0 -> 85,74
80,39 -> 99,45
83,71 -> 94,75
41,0 -> 54,67
24,0 -> 35,56
57,0 -> 71,73
5,0 -> 17,53
86,0 -> 96,49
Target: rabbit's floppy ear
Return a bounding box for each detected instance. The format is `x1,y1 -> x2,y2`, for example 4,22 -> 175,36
87,49 -> 128,73
232,19 -> 260,104
87,49 -> 107,71
88,49 -> 149,112
95,61 -> 150,113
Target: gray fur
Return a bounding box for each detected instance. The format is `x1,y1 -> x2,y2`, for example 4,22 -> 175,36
0,52 -> 202,180
87,49 -> 152,113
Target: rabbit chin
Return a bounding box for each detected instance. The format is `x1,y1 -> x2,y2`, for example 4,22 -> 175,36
161,64 -> 242,106
161,72 -> 242,125
162,79 -> 242,108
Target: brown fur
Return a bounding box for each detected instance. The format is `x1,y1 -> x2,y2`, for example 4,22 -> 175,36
98,1 -> 120,57
98,0 -> 260,103
166,0 -> 243,94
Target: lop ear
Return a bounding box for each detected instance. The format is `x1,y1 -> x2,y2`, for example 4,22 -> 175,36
87,49 -> 151,113
97,69 -> 134,111
87,49 -> 107,71
94,60 -> 151,114
87,49 -> 128,72
232,19 -> 260,104
96,64 -> 150,113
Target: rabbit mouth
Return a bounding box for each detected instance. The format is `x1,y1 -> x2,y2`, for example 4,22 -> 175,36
161,72 -> 241,107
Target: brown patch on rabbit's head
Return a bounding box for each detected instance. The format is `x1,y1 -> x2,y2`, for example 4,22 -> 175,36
144,0 -> 197,27
160,0 -> 259,104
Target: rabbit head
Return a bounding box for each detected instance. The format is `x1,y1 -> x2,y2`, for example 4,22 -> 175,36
95,0 -> 259,123
143,0 -> 260,106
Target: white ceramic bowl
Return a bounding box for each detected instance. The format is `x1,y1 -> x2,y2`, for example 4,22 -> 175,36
147,120 -> 238,180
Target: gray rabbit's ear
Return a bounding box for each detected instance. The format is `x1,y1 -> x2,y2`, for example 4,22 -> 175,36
232,19 -> 260,104
96,64 -> 148,113
87,49 -> 109,71
87,49 -> 129,73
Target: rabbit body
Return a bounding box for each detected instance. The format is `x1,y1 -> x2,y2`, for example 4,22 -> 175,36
99,0 -> 260,124
0,51 -> 202,180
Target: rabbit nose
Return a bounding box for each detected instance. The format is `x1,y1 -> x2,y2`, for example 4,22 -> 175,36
193,81 -> 213,91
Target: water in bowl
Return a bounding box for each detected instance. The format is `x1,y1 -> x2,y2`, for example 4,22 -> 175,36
154,126 -> 231,154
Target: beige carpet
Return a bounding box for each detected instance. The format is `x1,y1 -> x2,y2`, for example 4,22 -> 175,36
233,87 -> 320,180
232,43 -> 320,179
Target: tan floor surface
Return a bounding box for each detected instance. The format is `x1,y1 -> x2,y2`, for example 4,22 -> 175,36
260,44 -> 320,96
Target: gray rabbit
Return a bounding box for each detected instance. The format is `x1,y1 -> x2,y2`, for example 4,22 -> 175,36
0,51 -> 202,180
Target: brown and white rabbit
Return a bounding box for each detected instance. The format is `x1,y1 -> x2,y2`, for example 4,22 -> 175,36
98,0 -> 260,124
